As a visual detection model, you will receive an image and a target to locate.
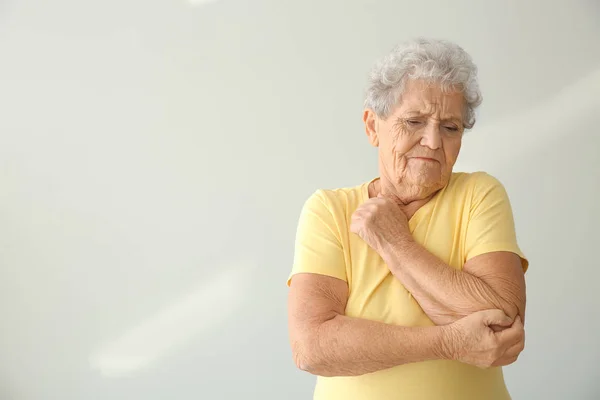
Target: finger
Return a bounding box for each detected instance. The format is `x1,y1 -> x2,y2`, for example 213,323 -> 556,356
353,206 -> 371,217
495,339 -> 524,366
356,201 -> 377,211
492,354 -> 519,367
512,315 -> 524,329
352,208 -> 365,217
490,324 -> 510,333
480,309 -> 512,327
496,323 -> 525,347
503,337 -> 525,359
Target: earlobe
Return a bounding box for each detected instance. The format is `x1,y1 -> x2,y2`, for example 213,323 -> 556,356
372,135 -> 379,147
363,109 -> 379,147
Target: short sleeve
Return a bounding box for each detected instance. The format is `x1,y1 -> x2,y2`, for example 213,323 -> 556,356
464,173 -> 529,272
287,190 -> 347,286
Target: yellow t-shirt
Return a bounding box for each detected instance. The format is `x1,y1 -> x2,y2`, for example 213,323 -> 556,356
288,171 -> 528,400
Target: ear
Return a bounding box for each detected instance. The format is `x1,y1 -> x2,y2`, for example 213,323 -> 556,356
363,109 -> 379,147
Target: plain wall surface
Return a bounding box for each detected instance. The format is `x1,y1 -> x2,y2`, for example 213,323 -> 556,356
1,0 -> 599,399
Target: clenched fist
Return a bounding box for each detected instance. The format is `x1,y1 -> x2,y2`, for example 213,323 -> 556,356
443,309 -> 525,368
350,195 -> 411,252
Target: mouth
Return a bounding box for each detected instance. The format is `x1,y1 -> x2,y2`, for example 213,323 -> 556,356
411,157 -> 438,162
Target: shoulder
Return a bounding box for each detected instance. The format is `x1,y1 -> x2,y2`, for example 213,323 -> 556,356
296,183 -> 365,240
447,171 -> 506,197
302,182 -> 366,214
442,172 -> 510,214
445,172 -> 515,222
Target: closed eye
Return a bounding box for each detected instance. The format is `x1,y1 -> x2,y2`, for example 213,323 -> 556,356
407,120 -> 423,126
444,125 -> 459,132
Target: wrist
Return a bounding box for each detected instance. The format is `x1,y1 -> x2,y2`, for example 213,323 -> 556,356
436,325 -> 458,361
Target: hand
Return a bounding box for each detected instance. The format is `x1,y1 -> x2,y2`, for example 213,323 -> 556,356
350,195 -> 411,252
442,309 -> 525,368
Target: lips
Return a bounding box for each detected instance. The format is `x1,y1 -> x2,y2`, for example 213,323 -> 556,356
412,157 -> 438,162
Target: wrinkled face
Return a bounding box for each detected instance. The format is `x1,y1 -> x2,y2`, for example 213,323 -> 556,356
364,79 -> 466,198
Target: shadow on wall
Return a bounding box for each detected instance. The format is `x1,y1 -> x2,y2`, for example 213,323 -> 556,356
89,261 -> 254,378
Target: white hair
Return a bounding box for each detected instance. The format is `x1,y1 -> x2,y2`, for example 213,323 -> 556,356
364,38 -> 482,129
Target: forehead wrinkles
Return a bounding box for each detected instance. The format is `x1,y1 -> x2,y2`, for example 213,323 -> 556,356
404,101 -> 463,122
420,102 -> 438,116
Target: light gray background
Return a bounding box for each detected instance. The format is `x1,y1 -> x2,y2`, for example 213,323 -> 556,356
0,0 -> 599,399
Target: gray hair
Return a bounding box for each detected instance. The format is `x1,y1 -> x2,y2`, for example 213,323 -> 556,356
364,38 -> 482,129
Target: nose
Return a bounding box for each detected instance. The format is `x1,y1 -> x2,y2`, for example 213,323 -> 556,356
419,121 -> 442,150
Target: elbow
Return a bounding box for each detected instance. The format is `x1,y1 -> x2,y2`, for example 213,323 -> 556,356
289,314 -> 343,376
293,349 -> 315,374
497,295 -> 522,322
291,341 -> 309,371
291,336 -> 334,376
292,343 -> 321,375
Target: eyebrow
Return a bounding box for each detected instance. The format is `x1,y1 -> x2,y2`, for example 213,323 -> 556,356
441,117 -> 463,124
402,111 -> 426,117
401,111 -> 463,124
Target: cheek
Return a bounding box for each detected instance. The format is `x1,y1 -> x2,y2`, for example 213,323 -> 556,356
390,130 -> 419,155
444,138 -> 462,165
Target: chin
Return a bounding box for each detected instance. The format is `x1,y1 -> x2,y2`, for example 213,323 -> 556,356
410,173 -> 448,191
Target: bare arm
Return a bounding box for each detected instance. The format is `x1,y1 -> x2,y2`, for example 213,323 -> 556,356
288,273 -> 448,376
382,242 -> 526,325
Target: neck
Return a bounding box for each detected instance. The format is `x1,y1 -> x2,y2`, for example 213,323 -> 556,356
369,178 -> 436,219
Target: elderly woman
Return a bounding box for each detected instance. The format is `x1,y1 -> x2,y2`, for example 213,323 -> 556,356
286,38 -> 528,400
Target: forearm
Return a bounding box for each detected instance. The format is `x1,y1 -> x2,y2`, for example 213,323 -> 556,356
382,239 -> 519,325
297,314 -> 448,377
